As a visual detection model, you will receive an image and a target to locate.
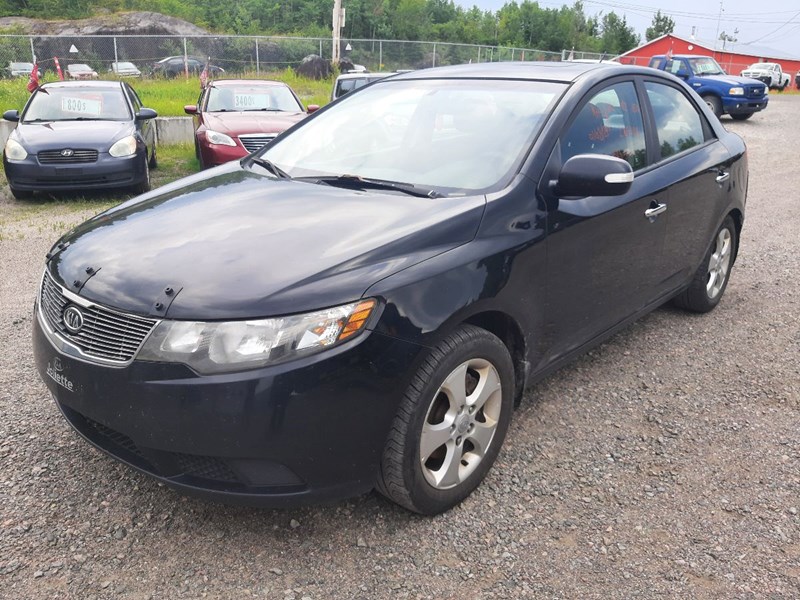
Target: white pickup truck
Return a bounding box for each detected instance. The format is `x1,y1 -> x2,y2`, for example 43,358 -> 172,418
741,62 -> 791,90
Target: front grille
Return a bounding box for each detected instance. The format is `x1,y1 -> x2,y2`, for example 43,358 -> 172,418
239,135 -> 276,153
40,271 -> 157,363
87,418 -> 144,458
746,86 -> 764,98
173,453 -> 239,482
38,149 -> 98,164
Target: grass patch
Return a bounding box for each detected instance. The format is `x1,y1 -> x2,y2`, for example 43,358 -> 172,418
0,144 -> 199,238
0,69 -> 333,116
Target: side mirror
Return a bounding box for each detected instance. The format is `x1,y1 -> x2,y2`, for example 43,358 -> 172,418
3,109 -> 19,122
306,104 -> 320,114
183,104 -> 198,115
555,154 -> 633,198
136,108 -> 158,120
675,68 -> 690,79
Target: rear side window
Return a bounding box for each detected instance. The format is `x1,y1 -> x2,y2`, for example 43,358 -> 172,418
562,81 -> 647,171
644,82 -> 708,159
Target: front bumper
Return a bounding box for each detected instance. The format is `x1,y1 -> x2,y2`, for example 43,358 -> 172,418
33,307 -> 425,506
4,150 -> 147,192
723,96 -> 768,115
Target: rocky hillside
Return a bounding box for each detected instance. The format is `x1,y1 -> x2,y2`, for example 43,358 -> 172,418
0,12 -> 207,36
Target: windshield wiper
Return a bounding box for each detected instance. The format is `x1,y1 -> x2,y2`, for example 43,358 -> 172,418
247,156 -> 292,179
242,108 -> 285,112
297,174 -> 442,198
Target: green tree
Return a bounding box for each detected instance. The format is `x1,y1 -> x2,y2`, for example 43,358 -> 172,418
645,10 -> 674,42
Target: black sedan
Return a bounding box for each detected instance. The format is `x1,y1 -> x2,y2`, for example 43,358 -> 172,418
32,63 -> 746,514
3,81 -> 157,199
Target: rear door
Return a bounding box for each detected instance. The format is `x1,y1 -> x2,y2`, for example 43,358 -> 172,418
640,79 -> 733,290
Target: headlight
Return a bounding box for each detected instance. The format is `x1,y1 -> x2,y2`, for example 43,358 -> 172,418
137,299 -> 376,374
4,138 -> 27,161
729,87 -> 744,96
205,130 -> 236,146
109,135 -> 137,157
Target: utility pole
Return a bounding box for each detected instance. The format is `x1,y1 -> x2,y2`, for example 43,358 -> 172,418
332,0 -> 343,64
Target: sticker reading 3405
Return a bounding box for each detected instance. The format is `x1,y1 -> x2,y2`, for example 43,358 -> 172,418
61,96 -> 102,116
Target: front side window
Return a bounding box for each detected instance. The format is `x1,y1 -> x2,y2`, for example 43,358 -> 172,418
644,82 -> 708,160
562,81 -> 646,170
262,78 -> 565,194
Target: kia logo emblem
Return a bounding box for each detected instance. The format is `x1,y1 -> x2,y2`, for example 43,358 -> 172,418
61,149 -> 74,157
62,306 -> 84,334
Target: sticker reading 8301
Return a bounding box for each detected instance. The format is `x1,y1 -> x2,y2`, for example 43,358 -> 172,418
61,96 -> 102,116
234,93 -> 269,110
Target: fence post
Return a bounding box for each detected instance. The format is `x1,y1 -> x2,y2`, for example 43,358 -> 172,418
255,39 -> 260,75
477,46 -> 481,63
113,37 -> 118,68
432,42 -> 436,68
319,39 -> 323,58
379,40 -> 382,69
511,48 -> 515,61
183,37 -> 188,78
29,36 -> 35,62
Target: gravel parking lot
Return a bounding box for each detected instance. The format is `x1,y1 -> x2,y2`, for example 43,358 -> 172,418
1,95 -> 798,600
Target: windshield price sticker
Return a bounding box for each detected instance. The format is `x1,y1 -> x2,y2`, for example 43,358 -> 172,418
61,96 -> 102,116
234,93 -> 269,110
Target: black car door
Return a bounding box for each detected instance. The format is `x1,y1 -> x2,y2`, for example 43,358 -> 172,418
540,79 -> 670,360
639,79 -> 734,290
125,84 -> 154,159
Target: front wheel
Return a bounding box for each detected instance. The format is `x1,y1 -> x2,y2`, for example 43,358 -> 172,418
730,113 -> 753,121
673,215 -> 737,313
376,325 -> 514,514
702,95 -> 722,119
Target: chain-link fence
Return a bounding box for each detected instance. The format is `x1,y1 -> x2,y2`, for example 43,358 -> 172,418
0,34 -> 563,78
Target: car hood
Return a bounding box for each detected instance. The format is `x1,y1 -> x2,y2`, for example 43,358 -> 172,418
703,74 -> 764,87
48,162 -> 486,320
202,111 -> 306,135
14,120 -> 133,152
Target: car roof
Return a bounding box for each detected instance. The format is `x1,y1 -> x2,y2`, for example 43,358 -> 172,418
389,61 -> 651,83
208,79 -> 287,87
336,72 -> 395,80
40,80 -> 123,90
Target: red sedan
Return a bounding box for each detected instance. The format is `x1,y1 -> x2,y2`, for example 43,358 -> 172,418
185,80 -> 318,168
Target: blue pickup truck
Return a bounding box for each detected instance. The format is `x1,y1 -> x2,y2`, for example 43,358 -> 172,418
648,54 -> 768,120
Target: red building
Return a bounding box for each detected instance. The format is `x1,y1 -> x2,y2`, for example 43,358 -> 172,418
617,33 -> 800,79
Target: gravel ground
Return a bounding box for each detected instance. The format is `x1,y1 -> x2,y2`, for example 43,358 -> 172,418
1,96 -> 798,600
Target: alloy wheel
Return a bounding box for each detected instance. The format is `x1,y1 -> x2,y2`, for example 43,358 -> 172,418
706,227 -> 732,299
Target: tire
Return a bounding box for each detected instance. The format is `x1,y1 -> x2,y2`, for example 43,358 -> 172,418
9,186 -> 33,200
702,95 -> 722,119
132,157 -> 151,195
148,144 -> 158,169
376,324 -> 515,514
730,113 -> 753,121
673,215 -> 737,313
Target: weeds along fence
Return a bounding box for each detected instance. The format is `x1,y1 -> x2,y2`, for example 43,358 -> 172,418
0,34 -> 563,76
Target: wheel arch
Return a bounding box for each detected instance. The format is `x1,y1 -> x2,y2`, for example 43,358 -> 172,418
463,310 -> 528,406
728,208 -> 744,262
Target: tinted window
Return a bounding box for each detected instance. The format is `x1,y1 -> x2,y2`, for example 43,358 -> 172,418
644,82 -> 708,160
562,81 -> 646,171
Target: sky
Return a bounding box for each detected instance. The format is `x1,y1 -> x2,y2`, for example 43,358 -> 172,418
462,0 -> 800,57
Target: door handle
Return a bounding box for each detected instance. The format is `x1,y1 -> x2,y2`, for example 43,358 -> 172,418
644,203 -> 667,219
716,171 -> 730,184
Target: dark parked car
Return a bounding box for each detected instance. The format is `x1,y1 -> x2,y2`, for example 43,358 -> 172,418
184,79 -> 317,168
3,81 -> 157,199
151,56 -> 225,78
32,63 -> 746,514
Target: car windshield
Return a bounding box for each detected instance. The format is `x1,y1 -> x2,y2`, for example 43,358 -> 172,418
206,85 -> 302,112
749,63 -> 771,69
23,87 -> 131,122
688,57 -> 725,75
260,78 -> 564,194
115,62 -> 137,70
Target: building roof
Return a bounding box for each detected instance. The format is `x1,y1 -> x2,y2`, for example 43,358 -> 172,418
619,33 -> 800,63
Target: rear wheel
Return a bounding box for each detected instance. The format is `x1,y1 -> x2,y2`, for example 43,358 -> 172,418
376,325 -> 514,514
673,215 -> 737,313
730,113 -> 753,121
702,95 -> 722,118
